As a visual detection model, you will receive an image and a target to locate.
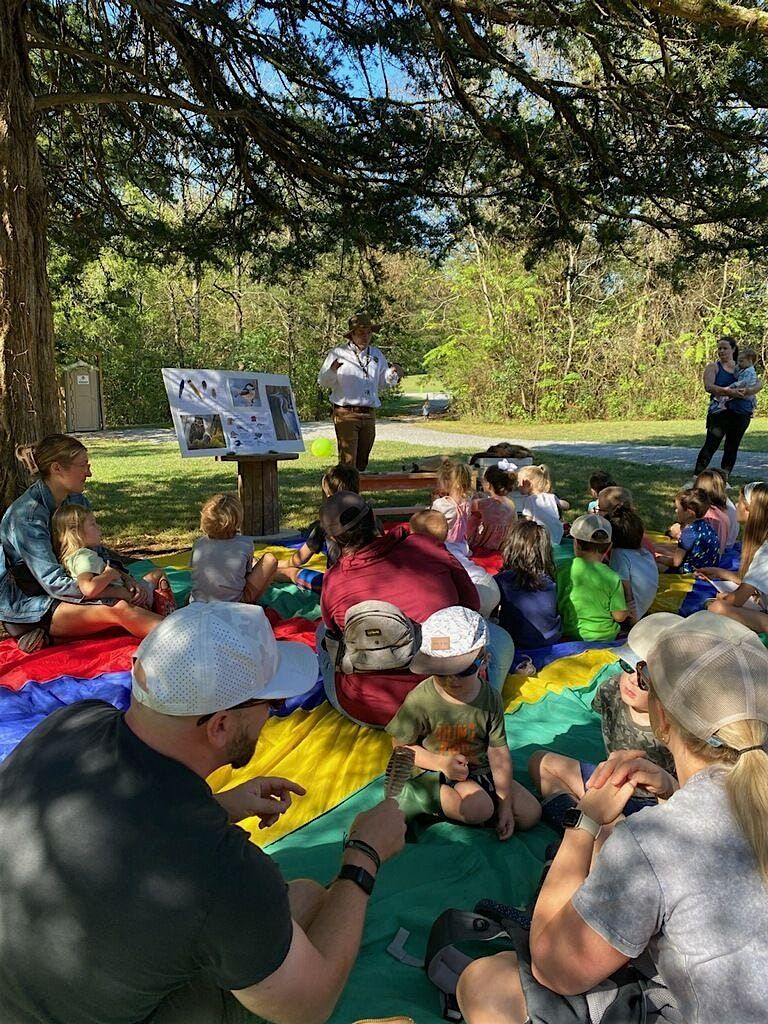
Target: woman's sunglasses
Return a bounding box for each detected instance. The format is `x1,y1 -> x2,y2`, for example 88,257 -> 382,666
618,659 -> 650,691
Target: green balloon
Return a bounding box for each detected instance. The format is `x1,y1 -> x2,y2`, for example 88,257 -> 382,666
310,436 -> 335,458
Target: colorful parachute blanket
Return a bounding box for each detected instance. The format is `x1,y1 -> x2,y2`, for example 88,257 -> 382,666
0,533 -> 745,1021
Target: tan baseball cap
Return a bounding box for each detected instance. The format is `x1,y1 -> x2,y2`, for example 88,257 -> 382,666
570,513 -> 612,543
646,618 -> 768,741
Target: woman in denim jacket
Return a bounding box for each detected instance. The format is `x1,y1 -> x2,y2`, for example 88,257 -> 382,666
0,435 -> 157,651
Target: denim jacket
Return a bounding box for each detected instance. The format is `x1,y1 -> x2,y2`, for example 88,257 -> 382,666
0,480 -> 91,623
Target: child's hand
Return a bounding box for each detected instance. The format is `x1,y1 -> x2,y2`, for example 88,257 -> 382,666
495,803 -> 515,841
443,753 -> 469,781
101,563 -> 121,584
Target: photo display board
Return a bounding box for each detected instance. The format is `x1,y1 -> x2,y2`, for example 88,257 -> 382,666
162,368 -> 305,457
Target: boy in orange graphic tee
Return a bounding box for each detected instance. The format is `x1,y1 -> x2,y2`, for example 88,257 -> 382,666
386,607 -> 541,839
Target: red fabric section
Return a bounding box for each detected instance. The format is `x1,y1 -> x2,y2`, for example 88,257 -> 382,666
470,550 -> 503,575
264,608 -> 318,650
336,670 -> 428,728
0,632 -> 138,691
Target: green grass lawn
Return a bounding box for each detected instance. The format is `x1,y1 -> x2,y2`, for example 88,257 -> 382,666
416,415 -> 768,451
84,435 -> 703,557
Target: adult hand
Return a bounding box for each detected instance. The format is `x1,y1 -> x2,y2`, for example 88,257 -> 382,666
587,750 -> 677,801
348,799 -> 406,864
495,803 -> 515,841
667,523 -> 681,541
121,572 -> 148,606
216,777 -> 306,827
443,753 -> 470,781
578,778 -> 636,826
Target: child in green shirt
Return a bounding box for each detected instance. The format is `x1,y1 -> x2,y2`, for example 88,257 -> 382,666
557,514 -> 628,641
386,607 -> 541,839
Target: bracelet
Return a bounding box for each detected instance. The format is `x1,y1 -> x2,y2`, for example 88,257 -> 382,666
342,834 -> 381,871
337,864 -> 375,896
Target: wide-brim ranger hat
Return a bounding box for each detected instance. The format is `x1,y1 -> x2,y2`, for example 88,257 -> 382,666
570,513 -> 612,544
646,617 -> 768,742
410,606 -> 489,676
132,602 -> 318,716
319,491 -> 374,540
614,609 -> 764,670
345,313 -> 380,338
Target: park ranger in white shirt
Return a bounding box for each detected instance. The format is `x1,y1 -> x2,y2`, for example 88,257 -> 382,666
317,313 -> 402,470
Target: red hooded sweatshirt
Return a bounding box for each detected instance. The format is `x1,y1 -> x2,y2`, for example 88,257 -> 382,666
321,529 -> 480,726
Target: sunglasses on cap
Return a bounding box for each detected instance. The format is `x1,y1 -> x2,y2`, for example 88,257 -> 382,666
196,697 -> 286,727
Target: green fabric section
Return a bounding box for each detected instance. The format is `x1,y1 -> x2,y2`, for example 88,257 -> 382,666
267,666 -> 612,1024
261,582 -> 322,620
126,562 -> 322,619
552,537 -> 574,566
127,561 -> 193,606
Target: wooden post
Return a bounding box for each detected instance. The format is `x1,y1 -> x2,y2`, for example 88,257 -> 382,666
218,453 -> 299,536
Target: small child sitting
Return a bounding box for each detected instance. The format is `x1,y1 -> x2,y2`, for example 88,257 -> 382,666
431,460 -> 474,553
386,606 -> 541,839
605,503 -> 659,622
694,470 -> 731,554
586,470 -> 616,513
516,464 -> 569,546
410,510 -> 500,618
191,494 -> 277,603
654,487 -> 720,573
529,613 -> 679,831
467,465 -> 517,555
51,504 -> 168,637
276,464 -> 360,591
495,519 -> 561,649
556,514 -> 628,640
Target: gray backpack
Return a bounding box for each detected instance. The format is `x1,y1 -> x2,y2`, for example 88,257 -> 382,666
339,601 -> 421,673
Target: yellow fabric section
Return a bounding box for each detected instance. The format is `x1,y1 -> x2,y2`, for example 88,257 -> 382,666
150,544 -> 327,571
646,530 -> 693,614
501,647 -> 618,712
209,703 -> 393,846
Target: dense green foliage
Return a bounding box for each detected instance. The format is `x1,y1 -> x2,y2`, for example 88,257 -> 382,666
53,232 -> 768,426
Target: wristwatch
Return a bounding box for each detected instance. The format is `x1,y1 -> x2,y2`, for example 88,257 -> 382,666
562,807 -> 601,838
337,864 -> 376,896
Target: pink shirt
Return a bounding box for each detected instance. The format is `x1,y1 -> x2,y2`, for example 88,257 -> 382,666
704,506 -> 729,555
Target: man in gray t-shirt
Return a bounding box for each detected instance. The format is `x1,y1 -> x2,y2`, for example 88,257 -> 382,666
572,769 -> 768,1023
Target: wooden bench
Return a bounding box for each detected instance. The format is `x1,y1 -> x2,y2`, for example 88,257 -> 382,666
359,469 -> 478,493
374,504 -> 428,519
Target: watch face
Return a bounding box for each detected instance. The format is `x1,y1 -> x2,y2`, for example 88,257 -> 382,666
563,806 -> 582,829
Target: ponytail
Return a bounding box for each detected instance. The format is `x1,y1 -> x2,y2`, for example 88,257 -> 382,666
720,720 -> 768,885
666,713 -> 768,884
740,483 -> 768,578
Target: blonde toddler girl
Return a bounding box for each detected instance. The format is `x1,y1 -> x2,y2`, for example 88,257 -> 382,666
516,464 -> 569,545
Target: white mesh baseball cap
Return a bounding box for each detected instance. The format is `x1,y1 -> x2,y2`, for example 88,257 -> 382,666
132,602 -> 318,716
410,606 -> 489,675
646,619 -> 768,741
613,613 -> 683,669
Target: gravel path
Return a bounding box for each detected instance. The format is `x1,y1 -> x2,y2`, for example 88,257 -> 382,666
90,420 -> 768,478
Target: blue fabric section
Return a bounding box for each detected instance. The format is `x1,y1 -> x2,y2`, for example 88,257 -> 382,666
525,637 -> 624,671
0,671 -> 132,762
678,543 -> 741,617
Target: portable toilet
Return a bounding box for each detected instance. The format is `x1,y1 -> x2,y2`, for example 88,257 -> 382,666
61,361 -> 104,432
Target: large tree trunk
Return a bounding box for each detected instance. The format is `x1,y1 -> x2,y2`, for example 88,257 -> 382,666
0,0 -> 59,513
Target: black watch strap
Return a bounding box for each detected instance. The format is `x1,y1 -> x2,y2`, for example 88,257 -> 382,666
337,864 -> 376,896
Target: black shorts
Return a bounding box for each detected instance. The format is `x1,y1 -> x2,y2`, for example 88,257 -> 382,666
2,601 -> 58,639
441,769 -> 500,826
